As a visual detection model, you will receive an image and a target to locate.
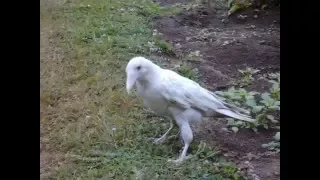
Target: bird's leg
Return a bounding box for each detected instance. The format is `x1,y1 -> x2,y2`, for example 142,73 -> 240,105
168,122 -> 193,164
153,119 -> 174,144
147,118 -> 174,144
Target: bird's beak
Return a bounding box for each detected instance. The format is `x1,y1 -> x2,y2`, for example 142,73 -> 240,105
126,73 -> 138,94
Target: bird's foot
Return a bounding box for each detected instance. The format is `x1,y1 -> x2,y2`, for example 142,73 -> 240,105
146,137 -> 166,144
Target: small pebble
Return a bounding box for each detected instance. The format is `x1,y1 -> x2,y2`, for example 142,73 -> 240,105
258,40 -> 266,44
221,19 -> 228,23
222,41 -> 229,46
237,14 -> 248,20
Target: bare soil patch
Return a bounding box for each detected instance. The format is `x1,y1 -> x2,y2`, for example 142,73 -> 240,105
153,5 -> 279,90
152,2 -> 280,180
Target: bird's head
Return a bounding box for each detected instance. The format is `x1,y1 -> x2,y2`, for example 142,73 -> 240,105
125,57 -> 159,94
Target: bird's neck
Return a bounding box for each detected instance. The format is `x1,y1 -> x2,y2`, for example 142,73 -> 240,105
139,65 -> 162,88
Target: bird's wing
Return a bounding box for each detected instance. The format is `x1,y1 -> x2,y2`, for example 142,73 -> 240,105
158,69 -> 226,112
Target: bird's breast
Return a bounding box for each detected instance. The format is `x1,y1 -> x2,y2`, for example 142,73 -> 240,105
139,87 -> 169,116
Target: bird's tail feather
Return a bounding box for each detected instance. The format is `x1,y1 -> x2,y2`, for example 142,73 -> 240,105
209,91 -> 250,115
215,108 -> 256,122
221,101 -> 251,115
207,91 -> 255,122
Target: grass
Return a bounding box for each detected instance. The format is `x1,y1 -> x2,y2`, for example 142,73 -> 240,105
177,63 -> 199,81
154,38 -> 175,56
40,0 -> 245,179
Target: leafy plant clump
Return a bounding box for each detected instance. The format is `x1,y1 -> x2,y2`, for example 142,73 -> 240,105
176,63 -> 199,81
228,0 -> 252,16
215,74 -> 280,132
237,67 -> 260,87
262,132 -> 280,152
227,0 -> 280,16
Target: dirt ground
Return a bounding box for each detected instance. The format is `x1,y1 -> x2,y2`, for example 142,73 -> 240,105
152,1 -> 280,180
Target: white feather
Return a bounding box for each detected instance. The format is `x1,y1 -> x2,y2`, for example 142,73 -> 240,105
125,57 -> 256,163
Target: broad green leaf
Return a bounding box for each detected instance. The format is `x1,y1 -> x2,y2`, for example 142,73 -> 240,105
272,83 -> 279,90
266,115 -> 274,121
263,124 -> 269,129
256,113 -> 266,121
261,92 -> 271,101
274,132 -> 280,141
238,69 -> 245,74
269,142 -> 280,148
246,95 -> 255,100
269,105 -> 280,111
261,97 -> 276,107
249,91 -> 259,96
260,100 -> 268,106
224,92 -> 232,98
269,98 -> 276,105
239,90 -> 248,99
267,114 -> 279,123
228,87 -> 236,93
246,99 -> 257,107
228,4 -> 244,15
214,91 -> 225,96
231,127 -> 239,133
227,118 -> 235,126
231,94 -> 242,100
252,106 -> 264,113
239,88 -> 247,94
235,121 -> 244,126
268,80 -> 278,84
270,119 -> 279,123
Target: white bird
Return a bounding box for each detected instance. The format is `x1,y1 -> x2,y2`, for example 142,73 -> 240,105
125,56 -> 256,164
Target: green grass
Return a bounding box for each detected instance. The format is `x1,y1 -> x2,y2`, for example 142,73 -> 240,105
154,38 -> 175,56
40,0 -> 245,179
177,63 -> 199,81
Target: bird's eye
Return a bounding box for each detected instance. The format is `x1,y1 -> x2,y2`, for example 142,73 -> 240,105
136,66 -> 141,70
